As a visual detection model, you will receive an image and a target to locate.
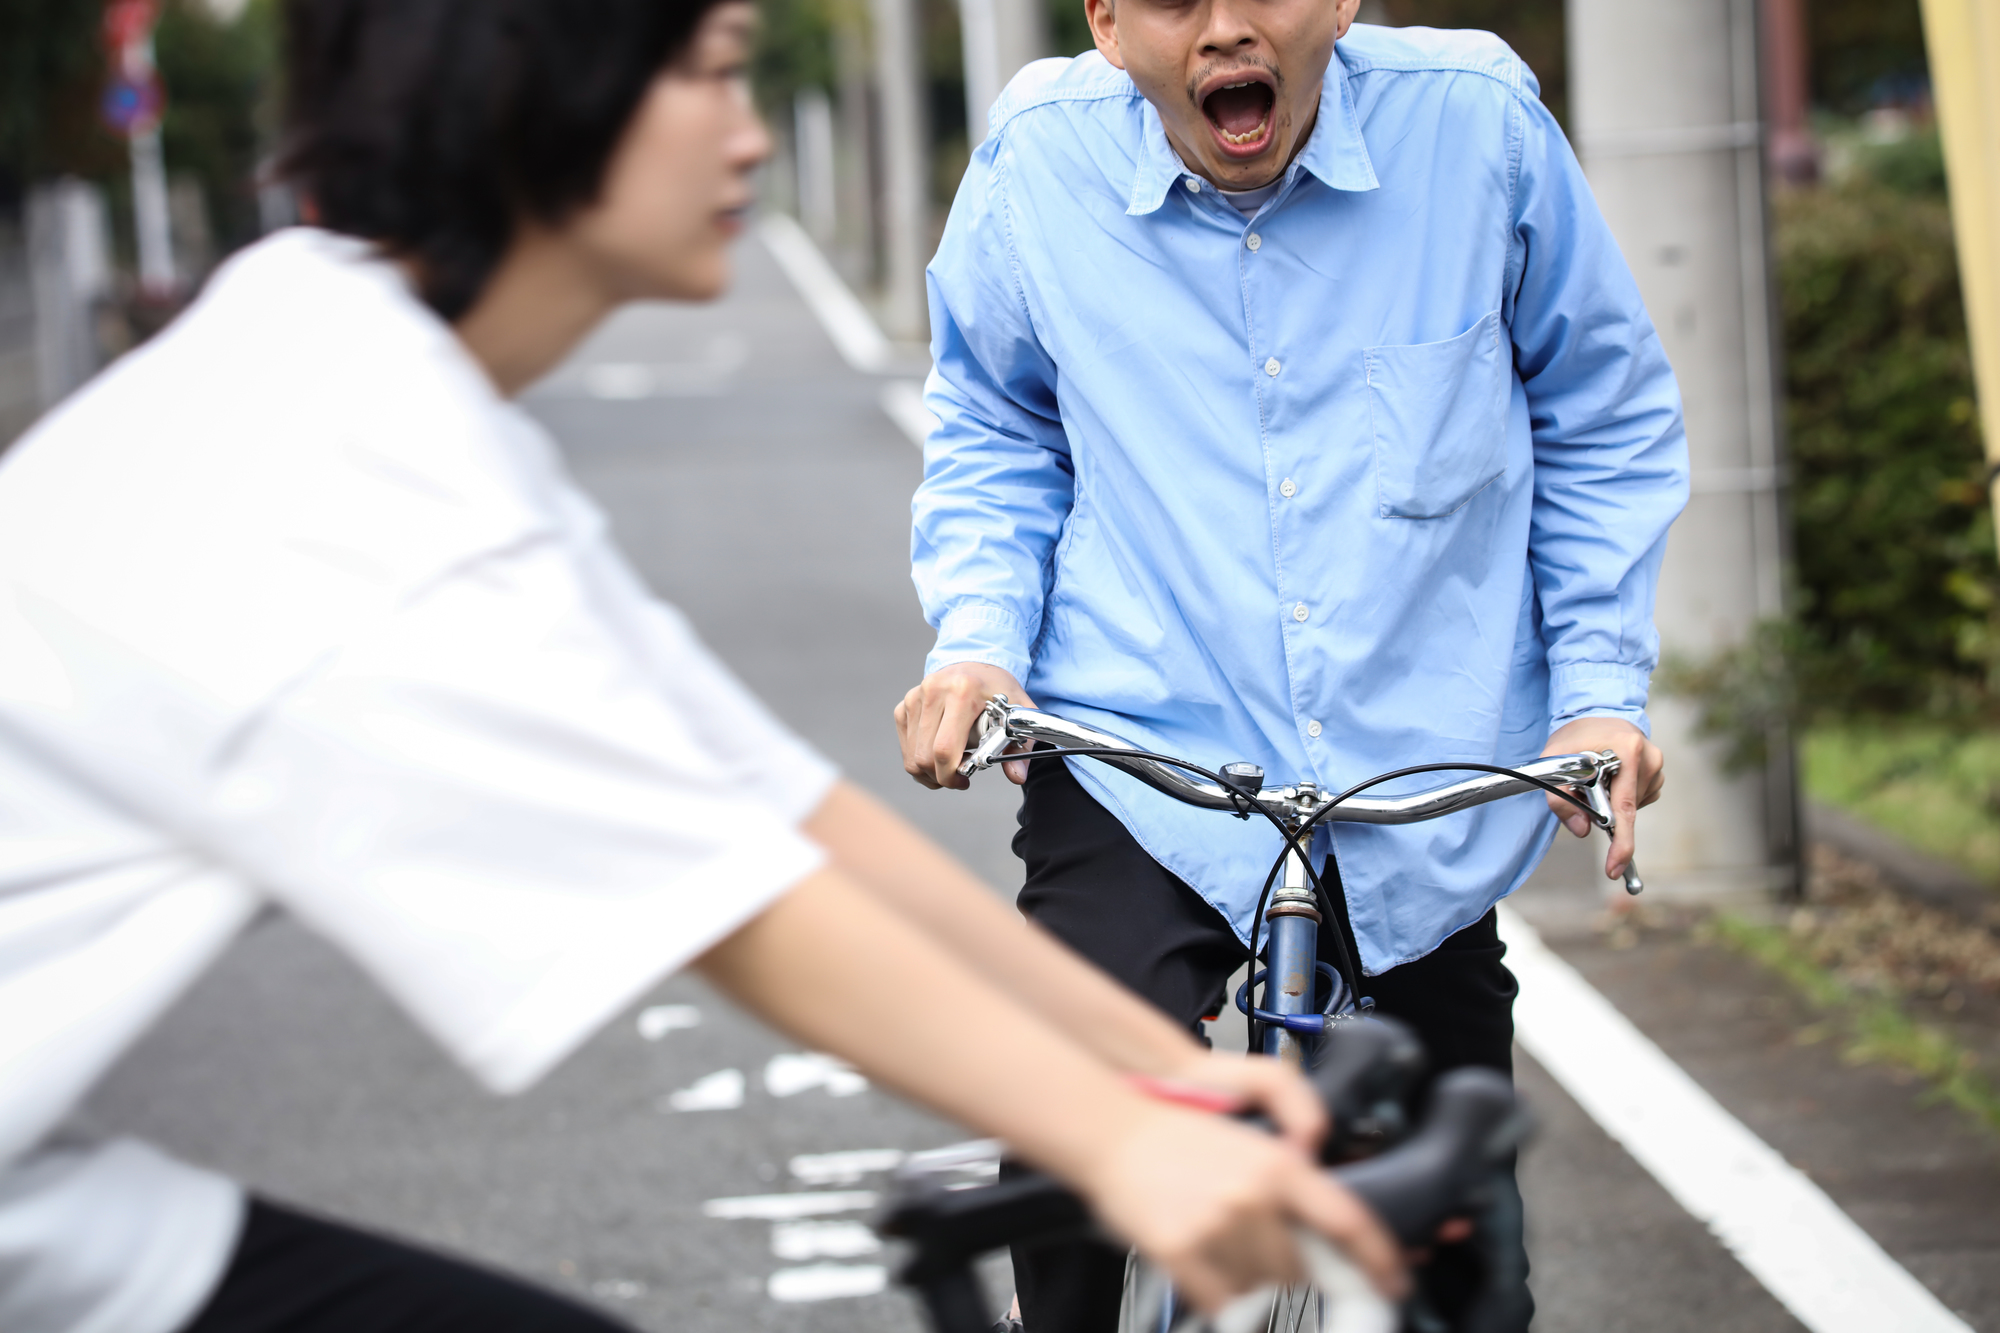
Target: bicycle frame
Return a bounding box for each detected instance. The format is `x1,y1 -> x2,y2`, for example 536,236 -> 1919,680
959,696 -> 1639,1066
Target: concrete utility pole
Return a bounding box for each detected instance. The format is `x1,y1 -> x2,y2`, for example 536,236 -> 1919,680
834,23 -> 877,288
103,0 -> 176,298
1566,0 -> 1797,898
794,88 -> 839,247
26,180 -> 112,409
870,0 -> 929,340
959,0 -> 1051,147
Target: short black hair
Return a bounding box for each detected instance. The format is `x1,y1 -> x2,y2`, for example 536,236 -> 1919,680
280,0 -> 730,319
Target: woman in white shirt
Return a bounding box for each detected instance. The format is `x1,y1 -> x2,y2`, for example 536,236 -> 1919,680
0,0 -> 1399,1329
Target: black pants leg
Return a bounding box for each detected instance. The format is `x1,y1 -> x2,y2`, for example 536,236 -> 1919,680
1009,757 -> 1530,1333
177,1197 -> 635,1333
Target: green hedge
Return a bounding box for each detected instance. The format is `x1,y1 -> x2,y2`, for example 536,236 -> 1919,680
1777,137 -> 1991,718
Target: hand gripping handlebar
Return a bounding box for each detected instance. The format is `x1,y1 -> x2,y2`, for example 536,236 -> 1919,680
958,695 -> 1643,894
877,1016 -> 1533,1333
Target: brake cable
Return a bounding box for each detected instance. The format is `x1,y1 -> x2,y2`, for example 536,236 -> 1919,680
986,744 -> 1609,1053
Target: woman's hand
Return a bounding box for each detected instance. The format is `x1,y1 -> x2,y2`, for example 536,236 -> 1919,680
1149,1048 -> 1331,1157
1078,1104 -> 1405,1312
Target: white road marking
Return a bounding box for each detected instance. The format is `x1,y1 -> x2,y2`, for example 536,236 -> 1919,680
662,1068 -> 744,1112
765,1051 -> 868,1098
772,1219 -> 884,1260
582,364 -> 658,400
758,213 -> 893,372
1497,904 -> 1973,1333
767,1262 -> 889,1302
879,379 -> 938,449
906,1138 -> 1004,1175
636,1003 -> 700,1041
555,335 -> 748,400
590,1278 -> 647,1300
703,1190 -> 879,1220
790,1148 -> 905,1185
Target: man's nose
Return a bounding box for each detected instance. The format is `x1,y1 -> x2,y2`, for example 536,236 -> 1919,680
1198,0 -> 1259,53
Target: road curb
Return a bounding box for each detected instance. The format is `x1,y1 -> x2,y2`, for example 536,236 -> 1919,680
1804,800 -> 1999,932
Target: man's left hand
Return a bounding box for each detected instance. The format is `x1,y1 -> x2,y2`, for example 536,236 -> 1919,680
1540,718 -> 1663,882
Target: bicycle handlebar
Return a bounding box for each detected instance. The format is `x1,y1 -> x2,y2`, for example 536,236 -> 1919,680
958,696 -> 1643,894
879,1017 -> 1532,1333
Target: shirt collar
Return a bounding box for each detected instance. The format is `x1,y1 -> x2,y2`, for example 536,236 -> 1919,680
1125,45 -> 1380,216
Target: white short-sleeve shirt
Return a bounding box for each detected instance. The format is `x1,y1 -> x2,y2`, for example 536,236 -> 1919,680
0,229 -> 838,1332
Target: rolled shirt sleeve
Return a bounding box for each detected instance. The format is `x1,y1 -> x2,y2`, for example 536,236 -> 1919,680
206,533 -> 837,1096
913,129 -> 1076,682
1507,92 -> 1691,734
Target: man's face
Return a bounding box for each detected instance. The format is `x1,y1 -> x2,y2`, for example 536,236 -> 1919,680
1086,0 -> 1359,191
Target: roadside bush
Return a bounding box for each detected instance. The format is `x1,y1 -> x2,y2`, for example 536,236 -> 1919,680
1777,136 -> 1991,718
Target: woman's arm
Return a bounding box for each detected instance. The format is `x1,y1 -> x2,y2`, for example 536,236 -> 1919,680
801,780 -> 1328,1148
692,863 -> 1400,1311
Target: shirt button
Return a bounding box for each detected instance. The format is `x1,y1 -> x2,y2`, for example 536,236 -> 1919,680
1279,477 -> 1297,498
1307,720 -> 1323,738
1185,178 -> 1201,193
1265,357 -> 1282,377
1292,603 -> 1309,622
1246,233 -> 1262,251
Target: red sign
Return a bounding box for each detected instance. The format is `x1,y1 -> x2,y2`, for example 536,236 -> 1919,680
101,0 -> 164,137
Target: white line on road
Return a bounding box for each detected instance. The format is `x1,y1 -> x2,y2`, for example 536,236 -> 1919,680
767,1262 -> 888,1302
772,1219 -> 883,1260
635,1003 -> 699,1040
758,213 -> 893,372
1497,904 -> 1972,1333
766,1051 -> 869,1097
879,380 -> 937,449
702,1191 -> 879,1220
790,1148 -> 906,1185
661,1067 -> 743,1112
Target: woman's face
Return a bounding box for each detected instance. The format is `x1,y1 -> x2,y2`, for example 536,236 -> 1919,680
569,2 -> 770,302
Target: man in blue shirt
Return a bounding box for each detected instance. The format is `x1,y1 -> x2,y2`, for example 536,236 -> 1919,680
898,0 -> 1685,1326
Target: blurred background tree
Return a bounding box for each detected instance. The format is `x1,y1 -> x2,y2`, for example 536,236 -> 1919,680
1371,0 -> 1567,126
1778,133 -> 1988,718
0,0 -> 277,261
0,0 -> 123,204
154,0 -> 279,255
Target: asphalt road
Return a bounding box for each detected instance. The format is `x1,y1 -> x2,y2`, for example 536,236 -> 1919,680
80,235 -> 1987,1333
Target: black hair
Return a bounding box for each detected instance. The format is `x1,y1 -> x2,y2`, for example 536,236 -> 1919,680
279,0 -> 729,319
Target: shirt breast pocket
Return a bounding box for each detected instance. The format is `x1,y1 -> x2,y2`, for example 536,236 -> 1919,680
1365,309 -> 1509,520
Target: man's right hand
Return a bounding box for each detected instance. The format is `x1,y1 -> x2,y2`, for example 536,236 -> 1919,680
895,661 -> 1035,789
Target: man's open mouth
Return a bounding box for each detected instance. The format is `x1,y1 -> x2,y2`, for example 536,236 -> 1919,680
1202,77 -> 1276,153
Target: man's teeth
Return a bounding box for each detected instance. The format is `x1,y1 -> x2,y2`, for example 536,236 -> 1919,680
1221,117 -> 1268,145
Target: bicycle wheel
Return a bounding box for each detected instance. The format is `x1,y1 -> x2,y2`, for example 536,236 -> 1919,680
1120,1252 -> 1326,1333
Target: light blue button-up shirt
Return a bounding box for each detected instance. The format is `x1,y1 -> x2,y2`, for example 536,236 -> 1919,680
911,25 -> 1689,973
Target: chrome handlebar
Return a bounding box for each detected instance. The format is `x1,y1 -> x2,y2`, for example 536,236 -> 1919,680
959,695 -> 1643,893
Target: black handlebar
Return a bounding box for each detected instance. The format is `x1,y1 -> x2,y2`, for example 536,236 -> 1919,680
879,1017 -> 1532,1333
1334,1068 -> 1522,1247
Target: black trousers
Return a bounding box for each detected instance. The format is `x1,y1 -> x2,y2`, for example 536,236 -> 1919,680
1009,756 -> 1530,1333
178,1198 -> 635,1333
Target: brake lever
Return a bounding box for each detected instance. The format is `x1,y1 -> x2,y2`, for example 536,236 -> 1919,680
1583,751 -> 1643,895
957,695 -> 1016,778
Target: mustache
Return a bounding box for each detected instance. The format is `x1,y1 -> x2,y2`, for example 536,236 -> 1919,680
1185,55 -> 1285,107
